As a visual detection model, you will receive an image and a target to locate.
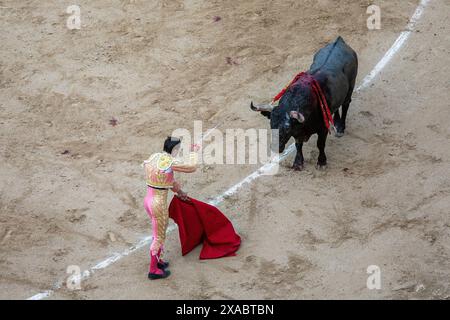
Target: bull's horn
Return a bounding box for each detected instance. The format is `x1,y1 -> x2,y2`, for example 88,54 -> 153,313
250,101 -> 274,112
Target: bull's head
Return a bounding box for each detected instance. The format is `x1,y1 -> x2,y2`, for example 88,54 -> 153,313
250,101 -> 305,153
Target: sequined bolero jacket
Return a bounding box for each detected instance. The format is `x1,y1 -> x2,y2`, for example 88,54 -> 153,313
143,152 -> 197,189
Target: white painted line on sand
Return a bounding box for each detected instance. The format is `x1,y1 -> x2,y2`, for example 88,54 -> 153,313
356,0 -> 430,91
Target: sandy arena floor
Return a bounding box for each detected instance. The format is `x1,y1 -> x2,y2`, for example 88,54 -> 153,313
0,0 -> 449,299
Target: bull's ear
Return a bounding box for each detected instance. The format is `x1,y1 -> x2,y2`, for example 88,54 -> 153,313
261,111 -> 271,119
289,110 -> 305,123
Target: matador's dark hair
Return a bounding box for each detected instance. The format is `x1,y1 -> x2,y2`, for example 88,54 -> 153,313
163,136 -> 181,154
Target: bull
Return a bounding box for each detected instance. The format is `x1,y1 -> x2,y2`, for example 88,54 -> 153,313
251,36 -> 358,170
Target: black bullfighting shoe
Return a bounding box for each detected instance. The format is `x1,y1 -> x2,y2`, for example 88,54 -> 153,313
148,269 -> 171,280
157,261 -> 169,269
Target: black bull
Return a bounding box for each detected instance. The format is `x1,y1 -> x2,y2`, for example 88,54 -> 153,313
251,36 -> 358,170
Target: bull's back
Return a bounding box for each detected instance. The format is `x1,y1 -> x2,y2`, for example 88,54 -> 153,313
310,36 -> 357,75
309,37 -> 358,111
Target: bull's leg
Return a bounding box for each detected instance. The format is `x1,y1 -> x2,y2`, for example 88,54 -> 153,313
316,130 -> 328,169
335,85 -> 354,138
336,102 -> 350,137
333,110 -> 343,137
292,140 -> 304,171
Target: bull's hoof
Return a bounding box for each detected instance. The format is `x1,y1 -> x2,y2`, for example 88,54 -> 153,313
335,131 -> 345,138
292,163 -> 304,171
316,163 -> 327,170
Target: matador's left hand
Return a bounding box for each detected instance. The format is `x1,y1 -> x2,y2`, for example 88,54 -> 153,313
177,190 -> 189,201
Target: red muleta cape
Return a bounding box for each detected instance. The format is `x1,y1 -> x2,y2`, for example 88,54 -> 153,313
169,196 -> 241,259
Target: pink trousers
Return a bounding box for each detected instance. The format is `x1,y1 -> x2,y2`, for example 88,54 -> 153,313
144,187 -> 169,268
